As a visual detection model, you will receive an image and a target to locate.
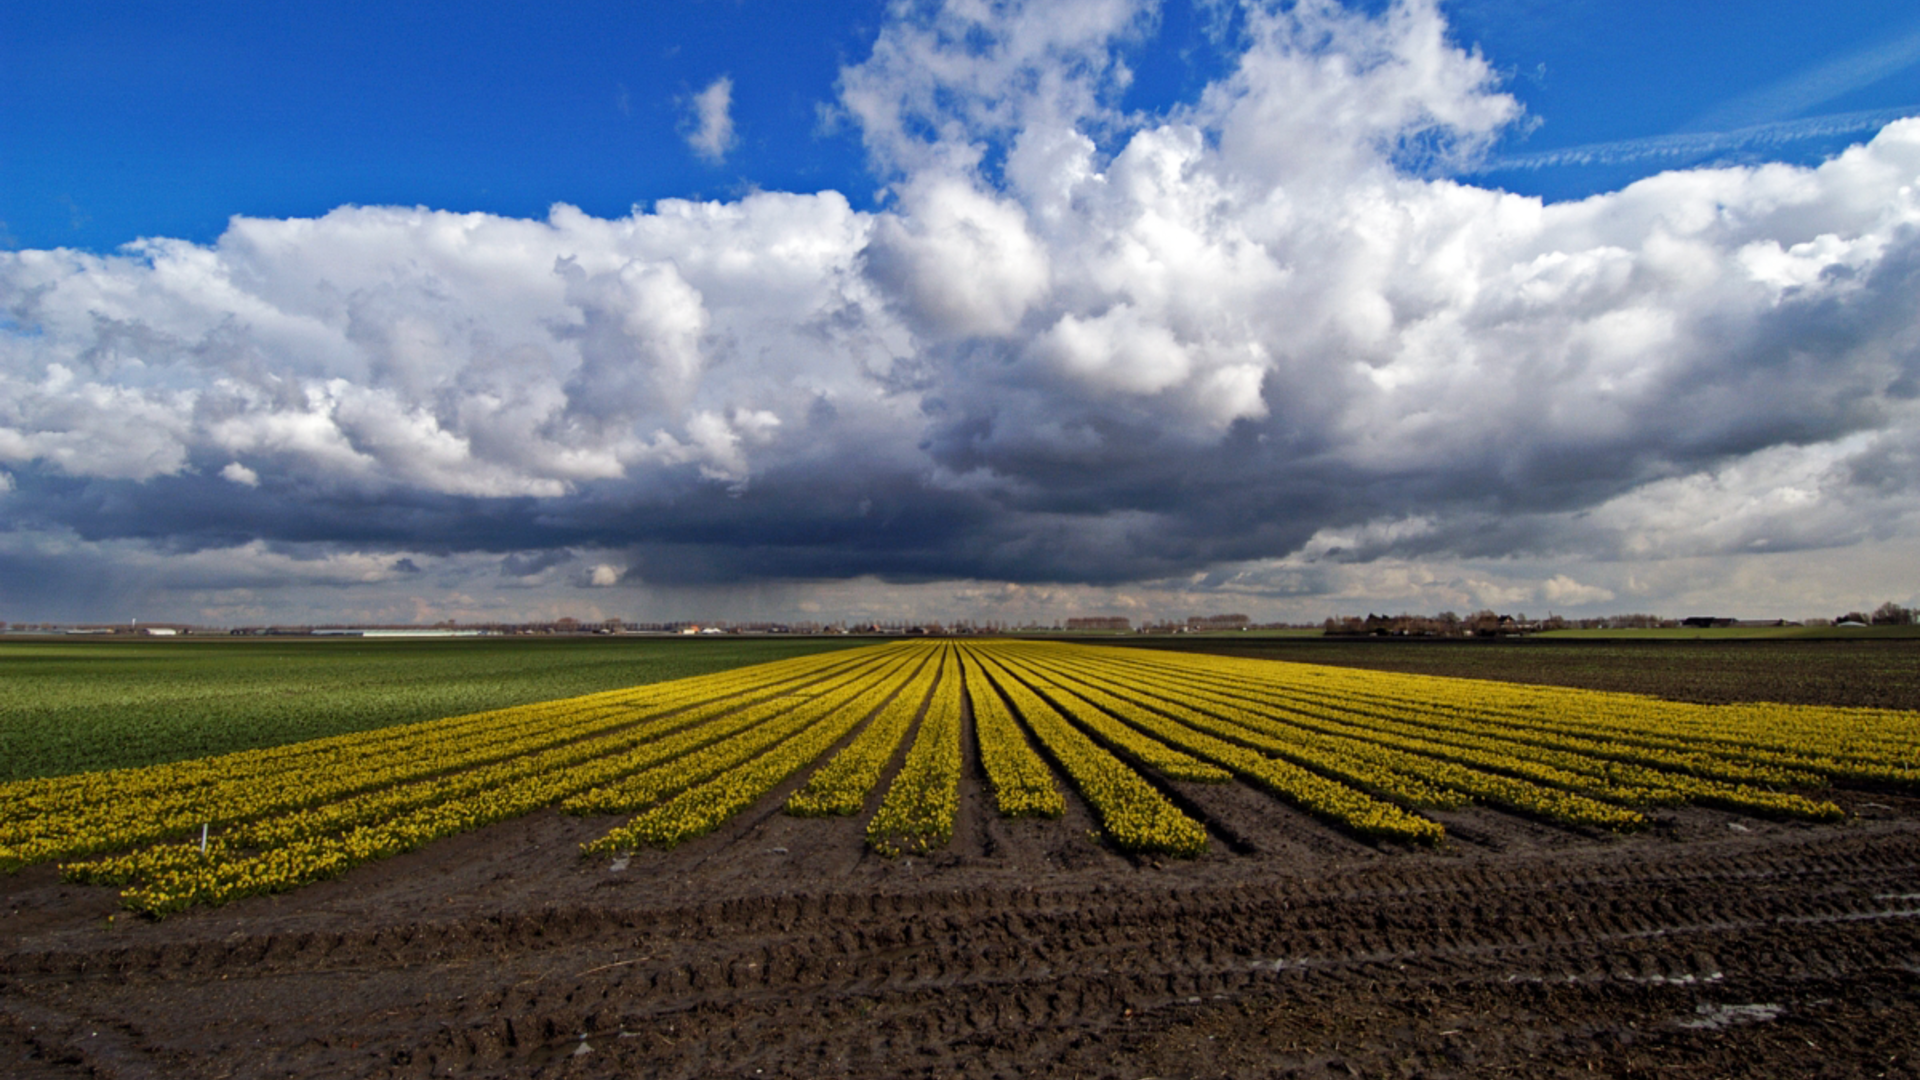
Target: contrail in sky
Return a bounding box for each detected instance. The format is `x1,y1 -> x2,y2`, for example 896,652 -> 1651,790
1479,104 -> 1920,172
1682,24 -> 1920,133
1485,22 -> 1920,175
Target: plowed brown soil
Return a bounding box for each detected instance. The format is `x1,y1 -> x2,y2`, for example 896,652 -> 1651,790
5,696 -> 1919,1078
1105,636 -> 1920,711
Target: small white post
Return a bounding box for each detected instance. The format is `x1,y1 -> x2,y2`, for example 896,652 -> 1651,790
200,823 -> 209,854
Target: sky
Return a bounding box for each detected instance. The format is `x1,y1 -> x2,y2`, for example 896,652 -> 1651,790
3,0 -> 1920,627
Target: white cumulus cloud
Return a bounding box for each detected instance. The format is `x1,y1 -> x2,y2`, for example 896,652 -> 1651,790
685,76 -> 737,163
2,0 -> 1918,622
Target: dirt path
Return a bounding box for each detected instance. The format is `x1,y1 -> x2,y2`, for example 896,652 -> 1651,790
5,782 -> 1918,1078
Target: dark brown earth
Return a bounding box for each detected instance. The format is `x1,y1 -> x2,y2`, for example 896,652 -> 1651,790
5,659 -> 1919,1079
1105,636 -> 1920,711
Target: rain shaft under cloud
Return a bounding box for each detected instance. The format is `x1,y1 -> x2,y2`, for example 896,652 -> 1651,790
3,0 -> 1919,621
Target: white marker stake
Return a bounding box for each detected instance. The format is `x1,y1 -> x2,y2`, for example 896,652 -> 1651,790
200,823 -> 208,854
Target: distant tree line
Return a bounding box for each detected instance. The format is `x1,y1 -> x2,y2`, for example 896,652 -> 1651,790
1325,601 -> 1917,637
1321,610 -> 1574,637
1833,601 -> 1916,626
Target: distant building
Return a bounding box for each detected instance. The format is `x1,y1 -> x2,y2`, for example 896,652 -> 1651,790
1065,616 -> 1130,631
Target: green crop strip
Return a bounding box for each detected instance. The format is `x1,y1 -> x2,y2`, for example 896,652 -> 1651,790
0,636 -> 871,781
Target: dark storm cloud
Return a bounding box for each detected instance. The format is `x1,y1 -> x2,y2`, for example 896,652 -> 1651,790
499,550 -> 575,578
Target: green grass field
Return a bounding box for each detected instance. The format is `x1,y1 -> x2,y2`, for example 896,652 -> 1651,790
0,635 -> 869,781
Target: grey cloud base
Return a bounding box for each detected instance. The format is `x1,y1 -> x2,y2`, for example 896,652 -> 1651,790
3,0 -> 1919,622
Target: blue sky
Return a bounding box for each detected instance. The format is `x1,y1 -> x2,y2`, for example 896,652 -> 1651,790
10,0 -> 1918,252
3,0 -> 1920,626
3,0 -> 891,250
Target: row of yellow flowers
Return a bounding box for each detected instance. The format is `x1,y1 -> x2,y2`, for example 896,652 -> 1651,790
224,651 -> 887,849
1265,676 -> 1828,788
1272,689 -> 1843,821
1055,648 -> 1655,829
962,650 -> 1065,819
972,651 -> 1209,857
57,649 -> 911,910
2,646 -> 881,870
1086,648 -> 1842,822
976,649 -> 1229,784
1017,647 -> 1465,811
563,650 -> 920,817
864,646 -> 966,856
787,646 -> 945,817
5,694 -> 643,865
583,652 -> 933,852
995,645 -> 1449,843
1134,649 -> 1919,785
3,644 -> 877,827
18,637 -> 1915,916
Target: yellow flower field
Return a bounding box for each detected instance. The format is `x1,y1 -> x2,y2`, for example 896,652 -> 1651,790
4,639 -> 1913,915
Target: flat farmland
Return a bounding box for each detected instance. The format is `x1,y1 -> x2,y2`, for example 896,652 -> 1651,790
1107,633 -> 1920,710
3,639 -> 1917,1078
0,636 -> 872,781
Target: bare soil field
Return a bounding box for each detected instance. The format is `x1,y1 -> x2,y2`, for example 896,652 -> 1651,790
1106,636 -> 1920,711
5,699 -> 1918,1079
